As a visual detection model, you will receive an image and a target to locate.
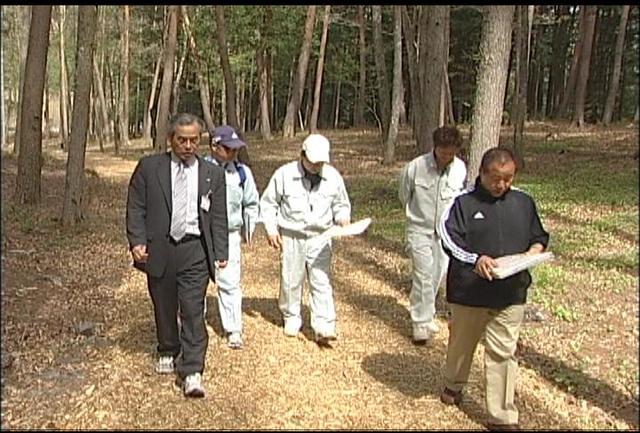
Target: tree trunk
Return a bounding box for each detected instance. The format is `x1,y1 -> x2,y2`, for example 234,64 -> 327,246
15,5 -> 51,205
154,5 -> 178,153
572,6 -> 597,128
354,5 -> 366,128
546,6 -> 572,117
62,5 -> 97,226
215,5 -> 240,132
383,6 -> 403,165
602,5 -> 630,125
92,84 -> 104,152
181,6 -> 213,131
333,80 -> 341,128
92,58 -> 110,141
417,6 -> 448,153
119,5 -> 130,147
557,8 -> 586,118
256,15 -> 272,141
310,5 -> 331,133
402,6 -> 419,137
467,6 -> 514,185
13,7 -> 30,155
171,35 -> 188,115
59,5 -> 69,151
372,5 -> 390,140
282,6 -> 317,138
143,48 -> 163,143
0,6 -> 5,149
513,5 -> 533,168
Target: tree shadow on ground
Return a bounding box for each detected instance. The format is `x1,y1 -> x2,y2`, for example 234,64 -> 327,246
243,296 -> 315,342
518,343 -> 640,429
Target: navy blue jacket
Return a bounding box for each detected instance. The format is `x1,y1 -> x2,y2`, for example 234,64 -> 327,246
440,178 -> 549,308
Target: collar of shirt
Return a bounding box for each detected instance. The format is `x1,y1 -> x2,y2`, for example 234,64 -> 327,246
427,151 -> 452,175
295,160 -> 327,180
170,152 -> 196,168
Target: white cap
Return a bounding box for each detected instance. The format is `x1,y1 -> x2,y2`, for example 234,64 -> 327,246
302,134 -> 330,163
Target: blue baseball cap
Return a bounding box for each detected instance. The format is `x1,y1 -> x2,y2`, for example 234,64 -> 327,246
210,125 -> 246,149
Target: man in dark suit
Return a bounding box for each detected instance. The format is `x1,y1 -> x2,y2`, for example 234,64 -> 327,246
126,112 -> 228,398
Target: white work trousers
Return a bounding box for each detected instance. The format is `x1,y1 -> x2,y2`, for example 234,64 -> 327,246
407,229 -> 448,329
215,230 -> 243,334
279,234 -> 335,335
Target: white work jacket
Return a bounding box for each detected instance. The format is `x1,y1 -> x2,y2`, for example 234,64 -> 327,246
398,152 -> 467,236
260,160 -> 351,238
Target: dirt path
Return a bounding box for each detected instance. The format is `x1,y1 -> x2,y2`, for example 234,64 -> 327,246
1,131 -> 637,429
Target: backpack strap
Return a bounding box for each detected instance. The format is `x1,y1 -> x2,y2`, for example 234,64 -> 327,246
234,161 -> 247,188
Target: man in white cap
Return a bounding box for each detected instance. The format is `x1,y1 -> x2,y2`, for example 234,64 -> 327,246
260,133 -> 351,346
204,125 -> 260,349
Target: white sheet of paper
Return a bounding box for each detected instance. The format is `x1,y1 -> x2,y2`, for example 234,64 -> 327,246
491,251 -> 554,279
315,218 -> 372,242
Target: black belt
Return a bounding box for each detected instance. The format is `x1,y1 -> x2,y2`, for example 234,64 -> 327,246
170,234 -> 201,245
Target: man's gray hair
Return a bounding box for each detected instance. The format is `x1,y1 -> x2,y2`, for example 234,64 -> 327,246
168,113 -> 205,138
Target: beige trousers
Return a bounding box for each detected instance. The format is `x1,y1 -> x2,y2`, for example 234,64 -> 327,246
444,303 -> 525,425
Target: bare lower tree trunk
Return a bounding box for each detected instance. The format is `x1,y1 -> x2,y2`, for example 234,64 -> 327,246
602,5 -> 630,125
372,5 -> 390,140
557,8 -> 586,118
92,58 -> 110,140
310,5 -> 331,133
383,6 -> 402,165
171,35 -> 188,115
468,6 -> 514,184
181,6 -> 213,131
354,6 -> 366,128
154,5 -> 178,153
402,6 -> 419,137
257,44 -> 272,140
513,5 -> 533,168
118,5 -> 130,147
333,80 -> 341,128
215,5 -> 240,131
143,48 -> 163,142
62,5 -> 97,226
417,6 -> 448,153
59,5 -> 69,150
572,5 -> 597,128
15,5 -> 52,205
282,5 -> 316,138
13,7 -> 30,155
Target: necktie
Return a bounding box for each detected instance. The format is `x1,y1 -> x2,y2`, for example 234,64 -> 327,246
170,161 -> 188,242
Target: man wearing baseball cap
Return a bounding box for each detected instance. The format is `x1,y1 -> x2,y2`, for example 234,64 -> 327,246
259,133 -> 351,346
203,125 -> 260,349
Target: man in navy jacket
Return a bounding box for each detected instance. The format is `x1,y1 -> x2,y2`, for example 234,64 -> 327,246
438,147 -> 549,431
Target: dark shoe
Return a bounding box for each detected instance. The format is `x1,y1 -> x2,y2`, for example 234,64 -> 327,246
486,423 -> 520,431
440,387 -> 463,406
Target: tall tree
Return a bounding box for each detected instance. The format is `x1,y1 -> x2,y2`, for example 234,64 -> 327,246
557,7 -> 586,118
282,5 -> 316,138
182,6 -> 214,131
572,5 -> 597,128
62,5 -> 98,225
467,6 -> 514,184
215,5 -> 240,132
402,6 -> 419,136
256,6 -> 272,140
602,5 -> 630,125
372,5 -> 390,139
354,5 -> 367,128
58,5 -> 70,150
154,5 -> 178,154
417,6 -> 448,152
15,5 -> 52,205
512,6 -> 534,168
143,44 -> 163,143
0,6 -> 5,149
546,6 -> 573,117
309,5 -> 331,133
118,5 -> 130,148
12,7 -> 30,155
383,6 -> 403,165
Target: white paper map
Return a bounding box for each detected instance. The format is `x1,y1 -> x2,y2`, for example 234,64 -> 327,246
315,218 -> 372,242
491,251 -> 555,279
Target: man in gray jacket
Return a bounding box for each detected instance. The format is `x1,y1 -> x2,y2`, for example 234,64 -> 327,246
398,126 -> 467,344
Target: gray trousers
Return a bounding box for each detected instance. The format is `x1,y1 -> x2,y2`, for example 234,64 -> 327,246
444,303 -> 525,425
279,233 -> 336,335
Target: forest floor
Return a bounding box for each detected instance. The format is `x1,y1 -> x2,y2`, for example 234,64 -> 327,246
1,123 -> 638,430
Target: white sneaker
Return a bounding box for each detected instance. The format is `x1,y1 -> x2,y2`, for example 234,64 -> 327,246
412,326 -> 435,344
283,319 -> 300,337
227,332 -> 243,349
155,356 -> 175,374
426,320 -> 440,333
183,373 -> 205,398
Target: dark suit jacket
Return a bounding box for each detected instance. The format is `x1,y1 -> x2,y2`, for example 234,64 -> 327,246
126,152 -> 228,279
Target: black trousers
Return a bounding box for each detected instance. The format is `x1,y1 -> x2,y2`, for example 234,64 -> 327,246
147,236 -> 209,379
